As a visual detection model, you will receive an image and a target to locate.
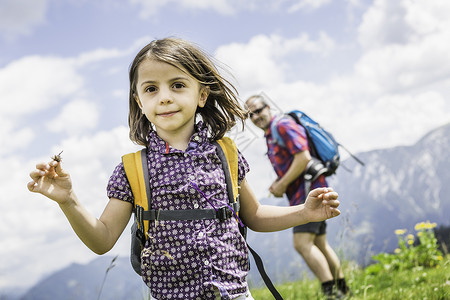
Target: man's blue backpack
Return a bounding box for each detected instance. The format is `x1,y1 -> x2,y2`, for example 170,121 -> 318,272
271,110 -> 364,177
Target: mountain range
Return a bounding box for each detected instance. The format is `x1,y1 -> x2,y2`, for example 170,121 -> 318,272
327,121 -> 450,264
5,122 -> 450,300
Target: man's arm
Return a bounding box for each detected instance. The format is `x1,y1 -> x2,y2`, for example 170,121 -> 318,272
269,150 -> 311,197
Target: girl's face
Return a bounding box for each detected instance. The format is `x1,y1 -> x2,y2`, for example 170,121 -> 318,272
134,59 -> 208,141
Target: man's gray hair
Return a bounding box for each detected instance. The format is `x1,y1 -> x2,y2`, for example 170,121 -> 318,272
245,94 -> 267,105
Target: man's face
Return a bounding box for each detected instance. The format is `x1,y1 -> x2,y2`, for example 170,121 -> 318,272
246,97 -> 272,130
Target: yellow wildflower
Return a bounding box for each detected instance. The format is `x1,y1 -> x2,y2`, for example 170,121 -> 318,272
408,239 -> 414,245
407,234 -> 414,240
418,232 -> 423,237
420,220 -> 438,230
395,229 -> 407,235
437,256 -> 443,261
394,248 -> 401,254
415,222 -> 425,231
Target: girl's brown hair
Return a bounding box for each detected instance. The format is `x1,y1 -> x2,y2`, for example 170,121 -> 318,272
128,37 -> 248,146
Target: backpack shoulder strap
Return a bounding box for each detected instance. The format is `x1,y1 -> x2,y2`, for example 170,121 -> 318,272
215,137 -> 239,203
122,149 -> 151,240
270,115 -> 288,148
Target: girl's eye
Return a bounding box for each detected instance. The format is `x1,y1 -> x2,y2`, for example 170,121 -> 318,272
173,82 -> 185,89
145,86 -> 157,93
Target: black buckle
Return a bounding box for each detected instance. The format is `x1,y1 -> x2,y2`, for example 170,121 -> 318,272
136,228 -> 146,245
216,207 -> 229,221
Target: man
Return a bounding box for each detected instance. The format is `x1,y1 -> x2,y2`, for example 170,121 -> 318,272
245,94 -> 350,299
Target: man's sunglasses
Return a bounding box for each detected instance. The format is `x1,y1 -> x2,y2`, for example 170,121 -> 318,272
249,104 -> 267,118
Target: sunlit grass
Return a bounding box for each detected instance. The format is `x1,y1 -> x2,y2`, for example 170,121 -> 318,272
250,256 -> 449,299
250,221 -> 449,300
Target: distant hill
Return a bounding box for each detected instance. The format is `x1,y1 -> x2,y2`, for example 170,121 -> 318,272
19,256 -> 147,300
7,123 -> 450,300
328,121 -> 450,264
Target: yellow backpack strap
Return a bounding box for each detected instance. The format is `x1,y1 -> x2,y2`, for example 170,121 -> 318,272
217,140 -> 282,300
216,137 -> 239,202
122,149 -> 151,241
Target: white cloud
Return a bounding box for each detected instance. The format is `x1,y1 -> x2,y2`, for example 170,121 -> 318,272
0,0 -> 49,39
112,89 -> 127,99
46,99 -> 100,135
130,0 -> 236,18
273,31 -> 335,56
355,0 -> 450,94
404,0 -> 450,36
0,120 -> 34,156
0,41 -> 141,120
215,35 -> 287,90
345,0 -> 363,6
370,91 -> 448,142
358,0 -> 450,49
333,91 -> 449,152
0,55 -> 84,155
0,42 -> 139,155
76,48 -> 126,66
129,0 -> 338,18
75,37 -> 148,66
0,55 -> 83,117
288,0 -> 333,13
354,40 -> 450,94
215,33 -> 335,91
358,0 -> 412,49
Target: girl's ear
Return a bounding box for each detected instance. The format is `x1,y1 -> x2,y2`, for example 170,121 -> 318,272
198,86 -> 210,108
134,93 -> 143,109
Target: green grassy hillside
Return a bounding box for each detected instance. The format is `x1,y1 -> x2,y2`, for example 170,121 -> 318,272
251,222 -> 450,299
250,256 -> 449,299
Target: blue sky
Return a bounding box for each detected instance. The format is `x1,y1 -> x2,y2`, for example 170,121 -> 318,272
1,0 -> 449,291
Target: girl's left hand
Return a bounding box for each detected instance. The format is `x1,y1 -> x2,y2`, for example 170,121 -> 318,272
304,187 -> 340,221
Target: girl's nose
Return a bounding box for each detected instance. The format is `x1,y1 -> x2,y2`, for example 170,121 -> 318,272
159,97 -> 173,105
159,88 -> 173,105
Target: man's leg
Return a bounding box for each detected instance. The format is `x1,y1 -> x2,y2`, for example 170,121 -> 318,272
314,234 -> 344,279
293,232 -> 333,282
315,234 -> 350,295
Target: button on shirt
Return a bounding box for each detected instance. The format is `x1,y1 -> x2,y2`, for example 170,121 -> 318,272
107,123 -> 250,300
265,116 -> 327,206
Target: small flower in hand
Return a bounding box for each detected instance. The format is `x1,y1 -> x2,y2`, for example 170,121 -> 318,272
51,151 -> 63,163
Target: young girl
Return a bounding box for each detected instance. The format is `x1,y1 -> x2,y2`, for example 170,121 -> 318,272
28,37 -> 340,300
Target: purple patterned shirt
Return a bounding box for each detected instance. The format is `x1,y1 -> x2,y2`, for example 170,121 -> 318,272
107,123 -> 250,300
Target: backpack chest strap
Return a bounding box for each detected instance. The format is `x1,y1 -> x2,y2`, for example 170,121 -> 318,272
137,201 -> 240,222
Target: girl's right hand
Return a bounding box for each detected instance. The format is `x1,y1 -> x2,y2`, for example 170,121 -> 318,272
28,160 -> 74,205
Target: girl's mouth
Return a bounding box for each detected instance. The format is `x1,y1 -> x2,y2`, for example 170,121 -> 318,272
158,111 -> 178,117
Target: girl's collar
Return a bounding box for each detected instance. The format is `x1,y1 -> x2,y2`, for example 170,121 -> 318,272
147,121 -> 208,154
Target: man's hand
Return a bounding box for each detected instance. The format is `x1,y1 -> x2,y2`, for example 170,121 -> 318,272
303,187 -> 340,221
269,180 -> 287,197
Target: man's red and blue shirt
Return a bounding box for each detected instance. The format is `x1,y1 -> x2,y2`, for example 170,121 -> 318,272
265,116 -> 327,206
